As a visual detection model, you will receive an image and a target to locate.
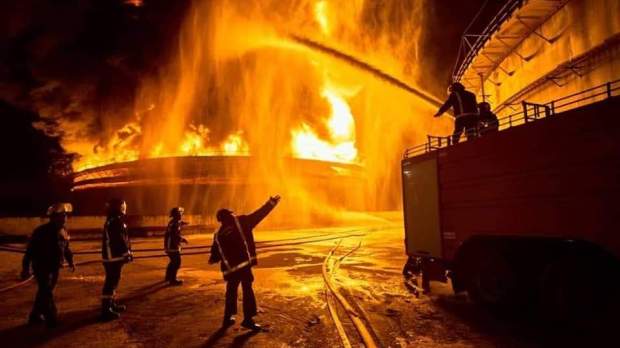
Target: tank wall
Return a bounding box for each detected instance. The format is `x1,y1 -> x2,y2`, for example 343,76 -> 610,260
483,0 -> 620,115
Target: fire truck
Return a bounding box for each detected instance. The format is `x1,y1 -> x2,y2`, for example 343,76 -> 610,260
402,81 -> 620,319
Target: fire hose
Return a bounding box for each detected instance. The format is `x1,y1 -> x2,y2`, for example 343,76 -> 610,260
0,231 -> 370,293
323,241 -> 379,348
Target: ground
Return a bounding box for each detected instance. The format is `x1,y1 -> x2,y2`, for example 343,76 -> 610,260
0,216 -> 610,347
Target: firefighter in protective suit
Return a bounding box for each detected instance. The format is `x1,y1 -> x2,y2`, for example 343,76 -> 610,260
477,101 -> 499,135
209,195 -> 281,331
434,82 -> 479,144
21,203 -> 75,328
100,198 -> 133,321
164,207 -> 188,285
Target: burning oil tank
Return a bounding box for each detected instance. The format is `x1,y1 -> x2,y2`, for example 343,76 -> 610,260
66,0 -> 446,221
71,156 -> 365,216
454,0 -> 620,116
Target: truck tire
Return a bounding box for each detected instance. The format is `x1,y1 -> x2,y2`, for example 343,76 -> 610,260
466,248 -> 518,308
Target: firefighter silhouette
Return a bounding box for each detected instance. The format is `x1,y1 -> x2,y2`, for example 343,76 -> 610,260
478,101 -> 499,135
209,195 -> 281,331
21,203 -> 75,328
100,198 -> 133,321
164,206 -> 188,285
434,82 -> 479,143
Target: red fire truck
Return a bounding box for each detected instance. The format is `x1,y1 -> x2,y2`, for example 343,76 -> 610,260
402,81 -> 620,318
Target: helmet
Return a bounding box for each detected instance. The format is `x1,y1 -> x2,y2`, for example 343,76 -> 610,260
448,82 -> 465,93
478,102 -> 491,111
170,206 -> 185,217
216,208 -> 234,223
106,198 -> 127,216
47,203 -> 73,216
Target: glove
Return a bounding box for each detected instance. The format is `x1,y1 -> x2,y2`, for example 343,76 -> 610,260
20,269 -> 31,280
269,195 -> 281,205
433,112 -> 441,118
69,264 -> 76,273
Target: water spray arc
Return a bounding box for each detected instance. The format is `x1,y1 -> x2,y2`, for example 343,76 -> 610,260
288,34 -> 444,108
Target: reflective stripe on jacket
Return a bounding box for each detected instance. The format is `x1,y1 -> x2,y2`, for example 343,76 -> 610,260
164,220 -> 183,253
437,89 -> 478,118
102,215 -> 131,263
209,199 -> 276,280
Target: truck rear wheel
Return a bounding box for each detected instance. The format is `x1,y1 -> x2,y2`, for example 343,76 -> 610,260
466,248 -> 518,308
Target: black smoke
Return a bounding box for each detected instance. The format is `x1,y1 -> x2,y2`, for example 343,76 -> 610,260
0,0 -> 190,215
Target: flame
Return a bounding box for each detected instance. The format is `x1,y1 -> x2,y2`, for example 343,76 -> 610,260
73,123 -> 251,170
222,131 -> 250,155
62,0 -> 450,219
291,84 -> 358,163
180,124 -> 214,156
314,0 -> 330,35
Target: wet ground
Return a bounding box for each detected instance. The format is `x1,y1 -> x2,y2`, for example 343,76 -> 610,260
0,217 -> 612,347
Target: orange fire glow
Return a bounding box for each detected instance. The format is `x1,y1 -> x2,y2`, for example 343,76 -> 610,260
64,0 -> 451,218
291,83 -> 358,163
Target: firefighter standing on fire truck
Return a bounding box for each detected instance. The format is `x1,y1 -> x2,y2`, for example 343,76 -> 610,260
434,82 -> 479,143
100,198 -> 133,321
478,101 -> 499,135
21,203 -> 75,328
164,206 -> 188,285
209,195 -> 281,331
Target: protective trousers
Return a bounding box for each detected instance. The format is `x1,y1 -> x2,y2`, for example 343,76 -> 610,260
102,261 -> 124,299
31,271 -> 59,323
453,114 -> 478,143
165,252 -> 181,281
224,273 -> 257,320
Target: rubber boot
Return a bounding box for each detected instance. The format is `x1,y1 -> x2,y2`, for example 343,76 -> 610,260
27,313 -> 44,326
169,279 -> 183,286
100,299 -> 121,321
112,299 -> 127,313
241,319 -> 263,331
222,315 -> 236,327
45,314 -> 58,329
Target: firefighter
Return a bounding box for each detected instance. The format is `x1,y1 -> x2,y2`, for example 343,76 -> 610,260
21,203 -> 75,328
100,198 -> 133,321
164,206 -> 188,285
209,195 -> 281,331
478,101 -> 499,135
434,82 -> 479,144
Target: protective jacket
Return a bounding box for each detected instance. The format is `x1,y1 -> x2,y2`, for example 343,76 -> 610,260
164,220 -> 185,253
437,90 -> 478,118
209,199 -> 276,280
22,222 -> 73,273
102,215 -> 132,263
479,110 -> 498,124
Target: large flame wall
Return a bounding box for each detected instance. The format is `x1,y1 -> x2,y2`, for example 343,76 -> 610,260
68,0 -> 452,223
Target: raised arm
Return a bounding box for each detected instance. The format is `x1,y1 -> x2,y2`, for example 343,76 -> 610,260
245,196 -> 281,229
434,93 -> 455,117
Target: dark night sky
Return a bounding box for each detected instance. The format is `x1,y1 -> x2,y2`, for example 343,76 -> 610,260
0,0 -> 507,215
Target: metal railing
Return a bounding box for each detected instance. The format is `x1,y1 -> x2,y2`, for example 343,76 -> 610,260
403,79 -> 620,159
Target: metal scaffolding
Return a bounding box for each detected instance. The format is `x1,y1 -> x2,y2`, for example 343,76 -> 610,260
452,0 -> 570,98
